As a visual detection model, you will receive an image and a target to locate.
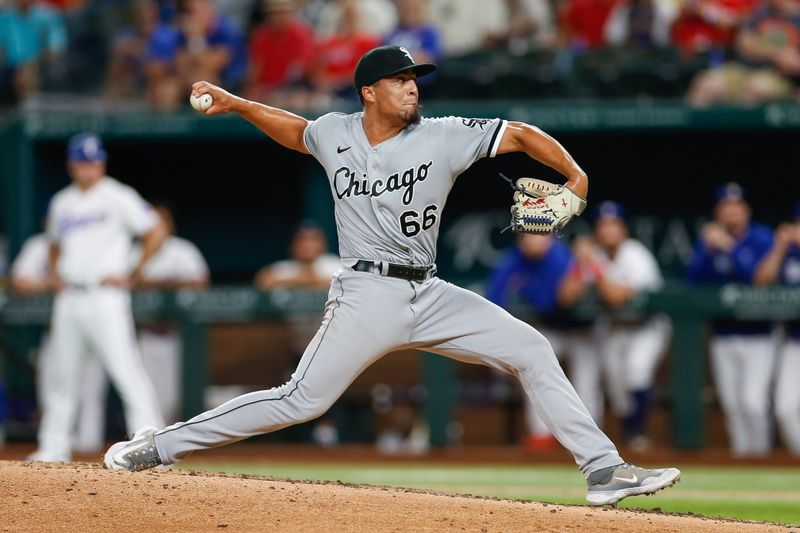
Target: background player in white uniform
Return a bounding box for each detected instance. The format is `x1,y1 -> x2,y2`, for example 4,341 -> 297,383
106,46 -> 679,506
754,201 -> 800,455
133,203 -> 210,424
589,202 -> 671,451
29,133 -> 167,462
254,222 -> 341,291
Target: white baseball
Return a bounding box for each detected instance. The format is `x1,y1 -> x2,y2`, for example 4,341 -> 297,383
190,93 -> 213,112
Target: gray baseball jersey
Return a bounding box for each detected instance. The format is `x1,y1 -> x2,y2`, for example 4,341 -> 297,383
303,113 -> 507,266
153,113 -> 622,477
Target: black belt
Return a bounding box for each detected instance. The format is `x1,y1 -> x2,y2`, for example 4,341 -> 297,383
352,260 -> 433,282
67,283 -> 94,291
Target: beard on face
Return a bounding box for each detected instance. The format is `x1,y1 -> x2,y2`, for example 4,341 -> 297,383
402,103 -> 422,125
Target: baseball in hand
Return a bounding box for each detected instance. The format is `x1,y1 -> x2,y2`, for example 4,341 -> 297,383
190,93 -> 213,112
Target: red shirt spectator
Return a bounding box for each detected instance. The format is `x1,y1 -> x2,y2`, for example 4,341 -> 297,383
311,0 -> 379,95
314,33 -> 379,88
562,0 -> 622,49
672,0 -> 758,54
249,13 -> 314,90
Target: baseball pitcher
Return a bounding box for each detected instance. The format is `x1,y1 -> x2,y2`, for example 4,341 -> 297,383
105,46 -> 680,505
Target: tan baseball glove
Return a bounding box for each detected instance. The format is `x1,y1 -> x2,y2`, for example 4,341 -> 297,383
508,177 -> 587,235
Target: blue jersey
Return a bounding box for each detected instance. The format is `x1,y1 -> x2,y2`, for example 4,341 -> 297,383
781,245 -> 800,339
486,241 -> 572,315
686,222 -> 774,335
686,222 -> 774,284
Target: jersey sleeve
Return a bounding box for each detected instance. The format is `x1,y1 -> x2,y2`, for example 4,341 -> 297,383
117,187 -> 159,237
302,113 -> 336,161
177,241 -> 210,281
685,239 -> 716,283
625,244 -> 663,291
45,196 -> 61,244
439,117 -> 507,177
735,226 -> 774,282
10,236 -> 48,280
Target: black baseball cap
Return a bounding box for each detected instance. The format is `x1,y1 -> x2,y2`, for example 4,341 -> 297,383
353,45 -> 437,96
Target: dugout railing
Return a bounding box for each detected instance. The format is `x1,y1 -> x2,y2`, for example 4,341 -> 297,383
2,282 -> 799,449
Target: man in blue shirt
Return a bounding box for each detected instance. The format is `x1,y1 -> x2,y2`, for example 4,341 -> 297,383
487,233 -> 603,449
686,182 -> 775,456
0,0 -> 67,102
755,200 -> 800,456
384,0 -> 442,89
145,0 -> 246,111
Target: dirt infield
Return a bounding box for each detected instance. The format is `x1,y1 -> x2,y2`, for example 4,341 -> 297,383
0,461 -> 793,532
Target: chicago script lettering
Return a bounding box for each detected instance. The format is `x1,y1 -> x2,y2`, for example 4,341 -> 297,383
333,161 -> 433,205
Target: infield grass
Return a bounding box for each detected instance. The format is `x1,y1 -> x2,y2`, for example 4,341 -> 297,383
180,462 -> 800,526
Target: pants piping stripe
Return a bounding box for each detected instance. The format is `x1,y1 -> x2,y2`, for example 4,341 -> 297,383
156,274 -> 345,437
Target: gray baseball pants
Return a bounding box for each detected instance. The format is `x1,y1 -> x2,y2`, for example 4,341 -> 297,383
154,269 -> 623,476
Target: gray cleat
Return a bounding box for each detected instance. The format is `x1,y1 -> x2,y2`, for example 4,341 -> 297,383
103,426 -> 164,472
586,463 -> 681,506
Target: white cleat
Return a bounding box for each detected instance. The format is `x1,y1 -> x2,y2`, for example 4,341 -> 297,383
586,463 -> 681,506
103,426 -> 164,472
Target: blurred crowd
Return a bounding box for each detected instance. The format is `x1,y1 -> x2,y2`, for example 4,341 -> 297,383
2,0 -> 800,109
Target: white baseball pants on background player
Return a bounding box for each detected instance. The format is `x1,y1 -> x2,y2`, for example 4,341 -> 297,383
154,269 -> 624,476
775,338 -> 800,455
37,334 -> 108,453
37,287 -> 164,459
73,355 -> 108,453
601,316 -> 671,419
710,334 -> 777,456
139,330 -> 182,424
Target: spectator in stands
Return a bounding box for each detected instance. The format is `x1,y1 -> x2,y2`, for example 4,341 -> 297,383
560,0 -> 623,51
0,0 -> 67,103
487,0 -> 558,53
309,0 -> 379,100
384,0 -> 443,69
145,0 -> 247,111
687,0 -> 800,106
315,0 -> 397,41
671,0 -> 757,56
427,0 -> 506,56
105,0 -> 161,102
589,201 -> 671,451
255,222 -> 341,445
604,0 -> 680,49
487,234 -> 604,450
754,201 -> 800,456
244,0 -> 314,106
255,222 -> 340,290
687,183 -> 776,456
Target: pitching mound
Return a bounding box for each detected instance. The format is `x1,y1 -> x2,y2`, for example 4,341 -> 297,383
0,461 -> 789,532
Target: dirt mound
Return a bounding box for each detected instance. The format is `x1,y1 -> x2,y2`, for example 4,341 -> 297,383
0,461 -> 790,532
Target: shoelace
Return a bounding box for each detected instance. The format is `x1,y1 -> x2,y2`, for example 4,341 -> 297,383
126,442 -> 160,470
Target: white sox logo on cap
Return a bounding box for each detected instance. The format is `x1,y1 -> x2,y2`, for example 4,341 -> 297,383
399,47 -> 413,62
